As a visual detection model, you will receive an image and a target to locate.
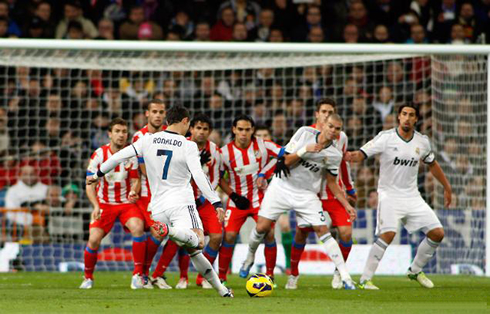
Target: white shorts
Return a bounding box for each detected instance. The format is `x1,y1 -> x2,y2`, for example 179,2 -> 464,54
376,195 -> 442,235
259,181 -> 326,227
151,204 -> 203,231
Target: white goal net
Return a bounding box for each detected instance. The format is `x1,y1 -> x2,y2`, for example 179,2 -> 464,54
0,41 -> 487,276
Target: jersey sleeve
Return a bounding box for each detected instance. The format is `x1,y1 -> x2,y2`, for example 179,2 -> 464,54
421,135 -> 435,164
326,151 -> 342,177
186,141 -> 221,205
87,149 -> 102,176
360,132 -> 388,159
264,140 -> 285,158
285,127 -> 314,154
132,133 -> 146,164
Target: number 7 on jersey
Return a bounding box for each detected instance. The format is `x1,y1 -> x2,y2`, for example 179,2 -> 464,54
157,149 -> 173,180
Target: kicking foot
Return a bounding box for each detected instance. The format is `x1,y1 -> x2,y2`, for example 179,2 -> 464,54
222,288 -> 234,297
239,258 -> 254,278
331,269 -> 343,290
342,279 -> 357,290
285,275 -> 299,290
79,278 -> 93,289
151,276 -> 172,289
407,269 -> 434,288
358,280 -> 379,290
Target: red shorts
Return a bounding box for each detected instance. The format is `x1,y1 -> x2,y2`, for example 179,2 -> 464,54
90,203 -> 143,234
298,199 -> 351,233
198,200 -> 223,235
136,196 -> 153,230
224,198 -> 259,233
322,199 -> 352,227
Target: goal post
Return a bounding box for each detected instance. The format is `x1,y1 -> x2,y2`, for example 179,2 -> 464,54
0,39 -> 488,276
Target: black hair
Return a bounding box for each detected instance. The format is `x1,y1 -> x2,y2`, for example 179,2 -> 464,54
190,112 -> 213,130
166,105 -> 190,125
315,98 -> 337,112
146,99 -> 166,111
108,117 -> 128,131
398,103 -> 420,119
232,114 -> 255,128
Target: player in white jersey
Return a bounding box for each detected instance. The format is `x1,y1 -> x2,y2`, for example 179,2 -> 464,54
240,114 -> 357,290
346,104 -> 452,290
87,106 -> 233,298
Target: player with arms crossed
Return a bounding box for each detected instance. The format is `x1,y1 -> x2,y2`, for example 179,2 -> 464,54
81,118 -> 146,290
220,115 -> 283,283
131,99 -> 169,288
87,106 -> 233,297
240,114 -> 357,290
345,104 -> 451,290
287,99 -> 357,290
151,113 -> 224,289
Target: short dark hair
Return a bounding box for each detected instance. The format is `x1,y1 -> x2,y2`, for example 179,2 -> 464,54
166,105 -> 190,125
398,103 -> 420,119
255,124 -> 271,134
315,98 -> 337,112
109,117 -> 128,131
190,112 -> 213,130
146,98 -> 166,111
232,114 -> 255,128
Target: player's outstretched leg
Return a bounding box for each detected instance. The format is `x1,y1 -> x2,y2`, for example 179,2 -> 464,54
407,228 -> 444,289
151,240 -> 179,289
316,229 -> 356,290
189,250 -> 233,297
359,233 -> 394,290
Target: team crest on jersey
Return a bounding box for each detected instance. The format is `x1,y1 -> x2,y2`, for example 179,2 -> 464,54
254,150 -> 260,158
415,147 -> 420,155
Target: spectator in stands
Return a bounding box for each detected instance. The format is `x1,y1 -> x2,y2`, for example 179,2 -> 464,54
166,24 -> 184,41
218,0 -> 261,30
345,116 -> 364,149
217,70 -> 242,102
287,98 -> 307,129
351,96 -> 382,140
0,107 -> 9,153
366,189 -> 378,210
307,26 -> 325,43
384,61 -> 414,102
119,5 -> 163,40
270,0 -> 297,39
194,74 -> 216,111
270,110 -> 291,146
345,1 -> 373,41
101,81 -> 136,121
169,10 -> 194,40
268,28 -> 284,42
205,93 -> 230,131
0,0 -> 21,37
61,183 -> 81,215
34,1 -> 55,38
25,17 -> 49,38
232,22 -> 249,41
96,18 -> 114,40
406,24 -> 428,44
160,79 -> 180,106
55,1 -> 98,39
254,8 -> 274,42
0,151 -> 17,191
194,20 -> 210,41
382,113 -> 397,130
250,99 -> 269,126
373,86 -> 395,122
44,117 -> 61,148
449,23 -> 469,44
89,112 -> 110,150
433,0 -> 457,43
5,165 -> 48,241
355,166 -> 376,209
292,5 -> 324,42
210,6 -> 235,41
342,24 -> 360,43
20,140 -> 61,186
64,20 -> 85,39
409,0 -> 436,35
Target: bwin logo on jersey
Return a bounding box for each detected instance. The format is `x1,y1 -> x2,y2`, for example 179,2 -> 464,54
393,157 -> 418,167
299,160 -> 320,172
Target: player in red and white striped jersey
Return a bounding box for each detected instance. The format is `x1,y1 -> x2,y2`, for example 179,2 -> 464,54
80,118 -> 146,290
288,98 -> 358,290
131,99 -> 170,288
218,115 -> 284,282
152,113 -> 224,289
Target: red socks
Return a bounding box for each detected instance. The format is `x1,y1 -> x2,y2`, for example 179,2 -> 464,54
218,241 -> 234,281
83,246 -> 98,279
338,239 -> 353,262
143,235 -> 161,276
132,235 -> 147,275
290,241 -> 306,277
152,240 -> 179,278
264,241 -> 277,277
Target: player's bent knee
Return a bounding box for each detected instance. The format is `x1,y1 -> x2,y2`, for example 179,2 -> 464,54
379,231 -> 396,244
208,233 -> 222,247
338,227 -> 353,242
428,228 -> 444,242
224,232 -> 237,244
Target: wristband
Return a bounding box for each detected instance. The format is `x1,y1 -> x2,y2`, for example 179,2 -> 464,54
212,201 -> 223,210
297,146 -> 307,158
94,169 -> 105,179
258,173 -> 265,178
346,189 -> 356,196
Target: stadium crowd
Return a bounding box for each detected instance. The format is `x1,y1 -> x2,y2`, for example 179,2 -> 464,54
0,0 -> 486,244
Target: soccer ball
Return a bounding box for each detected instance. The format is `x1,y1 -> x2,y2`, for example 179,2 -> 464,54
245,274 -> 274,297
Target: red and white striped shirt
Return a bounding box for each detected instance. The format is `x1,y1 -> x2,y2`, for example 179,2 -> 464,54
190,139 -> 222,199
87,144 -> 138,204
221,138 -> 283,208
132,124 -> 167,197
310,124 -> 354,200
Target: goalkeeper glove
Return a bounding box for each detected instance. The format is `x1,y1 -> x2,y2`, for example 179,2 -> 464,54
200,150 -> 211,165
229,192 -> 250,210
274,156 -> 290,178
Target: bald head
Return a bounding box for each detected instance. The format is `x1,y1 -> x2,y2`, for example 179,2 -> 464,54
327,113 -> 343,124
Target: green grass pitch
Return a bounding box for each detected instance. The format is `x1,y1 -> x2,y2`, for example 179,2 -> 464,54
0,272 -> 488,313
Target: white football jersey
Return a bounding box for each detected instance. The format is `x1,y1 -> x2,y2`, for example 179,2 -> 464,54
99,130 -> 221,215
274,126 -> 343,195
360,128 -> 434,198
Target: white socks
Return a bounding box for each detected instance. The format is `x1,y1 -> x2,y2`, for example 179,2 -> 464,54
410,237 -> 440,273
360,238 -> 388,282
168,227 -> 199,248
320,233 -> 351,281
190,251 -> 228,296
246,228 -> 266,261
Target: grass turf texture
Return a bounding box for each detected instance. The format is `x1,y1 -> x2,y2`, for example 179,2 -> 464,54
0,272 -> 488,313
